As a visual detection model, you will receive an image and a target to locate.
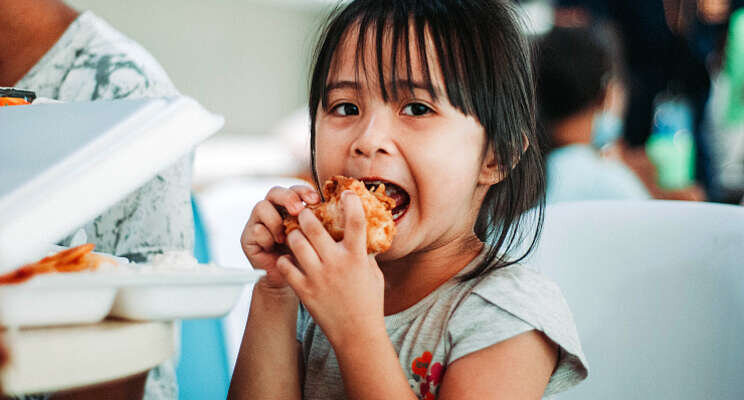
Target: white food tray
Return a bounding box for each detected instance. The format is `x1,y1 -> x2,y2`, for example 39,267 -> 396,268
0,97 -> 225,271
0,274 -> 116,328
0,266 -> 264,328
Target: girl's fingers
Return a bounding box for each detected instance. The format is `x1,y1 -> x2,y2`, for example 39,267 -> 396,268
241,242 -> 261,259
241,221 -> 262,258
286,229 -> 321,273
266,186 -> 305,215
252,223 -> 275,252
240,223 -> 274,260
276,254 -> 306,290
251,200 -> 285,243
341,191 -> 367,253
290,185 -> 321,205
297,208 -> 336,257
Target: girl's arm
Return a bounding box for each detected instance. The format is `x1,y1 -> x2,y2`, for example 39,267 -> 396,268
437,330 -> 558,399
229,185 -> 320,400
227,281 -> 302,400
333,325 -> 418,400
333,330 -> 556,400
276,192 -> 418,400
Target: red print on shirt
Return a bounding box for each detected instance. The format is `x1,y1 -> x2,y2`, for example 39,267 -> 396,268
410,351 -> 445,399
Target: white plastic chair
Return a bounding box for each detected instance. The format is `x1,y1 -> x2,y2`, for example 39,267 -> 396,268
528,201 -> 744,399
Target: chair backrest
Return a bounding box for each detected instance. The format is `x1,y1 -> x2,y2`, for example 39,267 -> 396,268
528,201 -> 744,399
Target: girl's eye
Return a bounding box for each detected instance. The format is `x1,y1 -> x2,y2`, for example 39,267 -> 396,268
331,103 -> 359,116
402,103 -> 432,116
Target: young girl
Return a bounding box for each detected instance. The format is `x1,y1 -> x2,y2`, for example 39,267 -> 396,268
229,1 -> 588,399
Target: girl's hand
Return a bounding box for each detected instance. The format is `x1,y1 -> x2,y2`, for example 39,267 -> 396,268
277,191 -> 386,346
241,185 -> 321,290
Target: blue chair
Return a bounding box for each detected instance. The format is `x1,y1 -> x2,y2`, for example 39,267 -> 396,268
176,196 -> 230,399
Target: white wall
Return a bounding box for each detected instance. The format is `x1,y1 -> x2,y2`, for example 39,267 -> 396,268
67,0 -> 331,135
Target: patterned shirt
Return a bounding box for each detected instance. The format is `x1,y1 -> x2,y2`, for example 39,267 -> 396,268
14,11 -> 193,399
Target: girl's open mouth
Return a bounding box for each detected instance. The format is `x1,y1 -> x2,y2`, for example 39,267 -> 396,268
362,178 -> 411,222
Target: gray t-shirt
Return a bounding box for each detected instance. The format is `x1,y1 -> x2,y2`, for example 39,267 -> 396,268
14,11 -> 192,400
297,249 -> 588,399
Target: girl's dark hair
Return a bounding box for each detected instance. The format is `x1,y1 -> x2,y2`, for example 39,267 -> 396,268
307,0 -> 545,280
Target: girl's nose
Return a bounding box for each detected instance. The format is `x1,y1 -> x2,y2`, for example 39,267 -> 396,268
350,113 -> 395,158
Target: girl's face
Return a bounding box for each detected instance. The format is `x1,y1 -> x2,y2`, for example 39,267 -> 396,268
314,28 -> 493,261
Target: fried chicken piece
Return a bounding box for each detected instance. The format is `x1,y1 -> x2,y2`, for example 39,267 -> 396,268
283,176 -> 396,254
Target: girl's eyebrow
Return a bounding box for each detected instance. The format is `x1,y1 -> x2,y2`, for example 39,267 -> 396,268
326,80 -> 361,92
326,79 -> 443,97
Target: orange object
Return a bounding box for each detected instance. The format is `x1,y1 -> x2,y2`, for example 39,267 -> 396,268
0,88 -> 36,106
0,97 -> 31,106
282,176 -> 396,254
0,244 -> 111,285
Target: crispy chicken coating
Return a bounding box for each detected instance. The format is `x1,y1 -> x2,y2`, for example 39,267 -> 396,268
283,176 -> 396,254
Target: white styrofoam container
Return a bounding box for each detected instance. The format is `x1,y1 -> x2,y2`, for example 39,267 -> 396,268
109,267 -> 264,321
0,96 -> 233,327
0,273 -> 116,328
0,97 -> 225,271
111,285 -> 244,321
0,267 -> 264,327
109,267 -> 263,321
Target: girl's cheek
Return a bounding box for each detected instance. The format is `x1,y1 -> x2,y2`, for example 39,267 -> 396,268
315,136 -> 348,177
318,108 -> 360,130
318,118 -> 358,146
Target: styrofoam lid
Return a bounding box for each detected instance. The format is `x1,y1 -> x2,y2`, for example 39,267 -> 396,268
0,97 -> 224,271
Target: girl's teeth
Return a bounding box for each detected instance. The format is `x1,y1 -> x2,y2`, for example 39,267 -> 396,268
365,181 -> 384,191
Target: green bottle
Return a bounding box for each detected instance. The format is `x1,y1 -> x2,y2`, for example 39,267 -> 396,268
646,99 -> 696,190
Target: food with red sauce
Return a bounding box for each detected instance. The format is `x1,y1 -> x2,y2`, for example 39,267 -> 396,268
0,244 -> 113,285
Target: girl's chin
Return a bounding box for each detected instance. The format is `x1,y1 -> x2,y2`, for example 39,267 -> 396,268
375,236 -> 416,263
375,243 -> 405,263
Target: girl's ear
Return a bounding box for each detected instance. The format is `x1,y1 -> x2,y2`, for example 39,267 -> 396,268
478,133 -> 530,185
478,149 -> 506,186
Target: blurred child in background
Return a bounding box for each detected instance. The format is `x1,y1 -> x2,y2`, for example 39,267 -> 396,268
536,26 -> 651,203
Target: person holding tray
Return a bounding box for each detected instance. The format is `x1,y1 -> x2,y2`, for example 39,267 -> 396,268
0,1 -> 192,399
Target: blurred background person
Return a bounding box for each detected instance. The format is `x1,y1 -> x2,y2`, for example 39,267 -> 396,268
552,0 -> 743,202
536,25 -> 651,203
0,0 -> 190,398
1,0 -> 322,398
